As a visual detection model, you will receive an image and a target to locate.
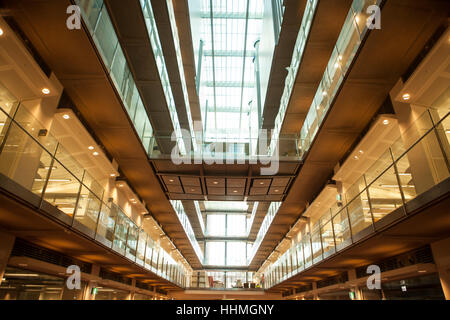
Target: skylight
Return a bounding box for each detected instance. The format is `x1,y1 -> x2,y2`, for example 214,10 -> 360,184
196,0 -> 265,142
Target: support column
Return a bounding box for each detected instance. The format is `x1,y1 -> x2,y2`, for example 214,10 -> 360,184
312,282 -> 319,300
431,238 -> 450,300
83,264 -> 100,300
347,269 -> 363,300
129,279 -> 136,300
0,231 -> 15,286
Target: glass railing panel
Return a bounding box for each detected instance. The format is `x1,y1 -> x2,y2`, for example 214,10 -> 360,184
96,203 -> 116,245
321,216 -> 335,257
144,240 -> 154,270
78,0 -> 103,32
364,149 -> 394,186
13,104 -> 59,155
82,170 -> 104,200
43,160 -> 81,217
311,223 -> 322,264
110,46 -> 128,92
112,210 -> 128,254
296,242 -> 304,272
74,187 -> 101,232
31,149 -> 54,197
333,208 -> 351,251
125,220 -> 138,261
367,165 -> 403,222
92,5 -> 118,69
302,234 -> 312,268
54,144 -> 85,182
336,10 -> 360,75
0,109 -> 12,145
347,191 -> 373,236
0,122 -> 48,196
136,230 -> 147,266
151,247 -> 159,271
345,175 -> 366,203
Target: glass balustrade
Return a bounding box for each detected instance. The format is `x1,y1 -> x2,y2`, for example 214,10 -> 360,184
75,0 -> 162,156
247,201 -> 282,264
296,0 -> 381,160
170,200 -> 205,263
262,109 -> 450,289
0,102 -> 190,287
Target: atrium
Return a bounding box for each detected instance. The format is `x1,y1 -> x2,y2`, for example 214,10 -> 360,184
0,0 -> 449,302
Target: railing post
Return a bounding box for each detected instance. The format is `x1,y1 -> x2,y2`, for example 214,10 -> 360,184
428,110 -> 450,174
363,174 -> 377,232
389,147 -> 408,216
71,170 -> 86,226
39,143 -> 60,208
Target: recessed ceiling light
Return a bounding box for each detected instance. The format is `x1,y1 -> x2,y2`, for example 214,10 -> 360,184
402,93 -> 411,101
259,182 -> 264,185
383,119 -> 390,125
418,270 -> 427,273
233,190 -> 238,193
322,91 -> 327,96
213,181 -> 219,185
110,174 -> 116,177
88,146 -> 95,150
62,114 -> 70,120
93,151 -> 99,156
169,179 -> 174,182
118,184 -> 124,188
42,88 -> 51,95
130,198 -> 135,202
0,28 -> 4,36
355,16 -> 360,23
358,150 -> 364,155
354,155 -> 359,160
275,190 -> 280,193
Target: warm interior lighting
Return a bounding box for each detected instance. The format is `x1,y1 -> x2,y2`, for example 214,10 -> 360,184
383,119 -> 390,125
402,93 -> 411,101
88,146 -> 95,150
213,181 -> 219,185
0,28 -> 4,36
380,184 -> 415,188
42,88 -> 51,95
110,174 -> 116,177
34,178 -> 71,182
93,151 -> 99,156
62,114 -> 70,120
353,155 -> 359,160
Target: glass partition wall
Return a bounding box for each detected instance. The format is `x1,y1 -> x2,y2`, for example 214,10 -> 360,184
0,101 -> 191,288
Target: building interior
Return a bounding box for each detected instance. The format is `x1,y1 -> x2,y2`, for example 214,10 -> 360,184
0,0 -> 449,301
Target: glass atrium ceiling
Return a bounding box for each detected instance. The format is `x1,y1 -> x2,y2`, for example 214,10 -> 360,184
194,0 -> 265,142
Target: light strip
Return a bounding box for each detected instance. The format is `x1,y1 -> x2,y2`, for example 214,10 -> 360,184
34,178 -> 71,182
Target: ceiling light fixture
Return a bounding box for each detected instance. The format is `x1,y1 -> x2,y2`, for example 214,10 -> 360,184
62,114 -> 70,120
383,119 -> 390,125
88,146 -> 95,150
0,28 -> 4,36
42,88 -> 51,95
402,93 -> 411,101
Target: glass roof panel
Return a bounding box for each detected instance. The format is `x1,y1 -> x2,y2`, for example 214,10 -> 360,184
198,0 -> 265,142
